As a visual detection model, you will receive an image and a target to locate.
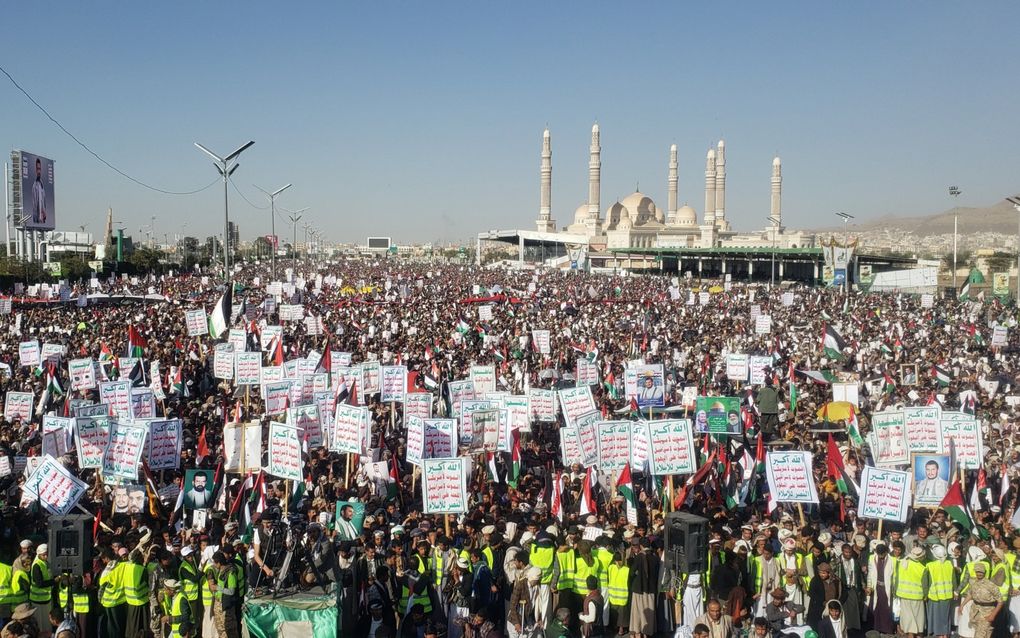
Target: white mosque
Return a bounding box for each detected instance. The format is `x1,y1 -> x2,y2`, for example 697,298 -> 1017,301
534,124 -> 814,251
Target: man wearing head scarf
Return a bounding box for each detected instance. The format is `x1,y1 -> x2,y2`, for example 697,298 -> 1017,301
925,544 -> 955,638
816,599 -> 846,638
892,547 -> 927,638
958,562 -> 1005,638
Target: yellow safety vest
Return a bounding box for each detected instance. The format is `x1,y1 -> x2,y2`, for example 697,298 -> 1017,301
458,549 -> 473,573
896,559 -> 926,600
399,556 -> 432,614
100,562 -> 126,607
961,560 -> 989,595
0,563 -> 13,604
58,583 -> 91,614
574,555 -> 599,595
990,562 -> 1011,600
530,545 -> 555,585
594,548 -> 613,589
201,564 -> 216,607
432,551 -> 445,588
29,557 -> 51,604
169,592 -> 187,638
10,569 -> 29,604
555,550 -> 576,592
607,564 -> 629,606
925,560 -> 954,601
482,546 -> 494,570
179,560 -> 200,602
123,562 -> 149,606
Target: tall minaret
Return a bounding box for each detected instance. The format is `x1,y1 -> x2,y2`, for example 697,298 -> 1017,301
704,148 -> 717,227
771,155 -> 782,227
536,128 -> 555,232
667,144 -> 678,224
587,123 -> 601,232
714,140 -> 726,230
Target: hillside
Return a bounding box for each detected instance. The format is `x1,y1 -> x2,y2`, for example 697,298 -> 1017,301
813,199 -> 1020,236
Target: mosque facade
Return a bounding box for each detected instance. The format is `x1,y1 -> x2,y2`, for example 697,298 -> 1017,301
535,125 -> 815,251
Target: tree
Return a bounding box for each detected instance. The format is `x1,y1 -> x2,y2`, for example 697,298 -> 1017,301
984,251 -> 1013,275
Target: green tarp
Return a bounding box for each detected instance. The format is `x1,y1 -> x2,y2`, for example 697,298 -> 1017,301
244,594 -> 337,638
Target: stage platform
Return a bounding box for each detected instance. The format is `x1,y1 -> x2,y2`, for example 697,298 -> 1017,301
243,591 -> 337,638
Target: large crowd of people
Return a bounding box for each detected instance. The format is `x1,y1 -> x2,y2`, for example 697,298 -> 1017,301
0,257 -> 1018,638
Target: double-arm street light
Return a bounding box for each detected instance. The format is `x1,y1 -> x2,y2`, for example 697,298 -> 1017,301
254,183 -> 291,279
194,140 -> 255,277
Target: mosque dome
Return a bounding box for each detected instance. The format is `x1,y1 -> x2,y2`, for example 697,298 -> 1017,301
605,202 -> 627,230
619,192 -> 657,225
673,204 -> 697,227
573,203 -> 589,224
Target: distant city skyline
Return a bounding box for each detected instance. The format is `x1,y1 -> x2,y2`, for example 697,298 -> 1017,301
2,3 -> 1019,244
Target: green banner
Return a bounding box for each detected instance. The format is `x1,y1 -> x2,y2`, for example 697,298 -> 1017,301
694,396 -> 741,434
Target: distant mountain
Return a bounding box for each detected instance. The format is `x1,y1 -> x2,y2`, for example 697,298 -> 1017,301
812,199 -> 1020,236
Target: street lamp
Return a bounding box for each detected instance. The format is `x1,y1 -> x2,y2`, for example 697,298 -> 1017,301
194,140 -> 254,277
1007,195 -> 1020,300
254,183 -> 291,279
767,216 -> 781,286
949,186 -> 961,290
836,212 -> 854,293
285,209 -> 308,265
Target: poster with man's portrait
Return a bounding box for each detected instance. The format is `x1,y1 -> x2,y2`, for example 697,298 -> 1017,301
111,483 -> 147,514
334,500 -> 365,541
625,364 -> 665,408
900,364 -> 918,387
183,469 -> 215,510
912,453 -> 950,507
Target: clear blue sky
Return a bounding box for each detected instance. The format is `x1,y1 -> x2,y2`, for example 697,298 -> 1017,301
2,2 -> 1019,245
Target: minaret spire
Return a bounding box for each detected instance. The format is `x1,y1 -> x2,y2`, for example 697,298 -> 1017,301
714,140 -> 726,230
667,144 -> 678,224
586,123 -> 601,233
536,127 -> 554,232
771,155 -> 782,228
704,148 -> 717,227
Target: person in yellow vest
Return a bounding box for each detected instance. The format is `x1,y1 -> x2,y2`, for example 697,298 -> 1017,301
958,562 -> 1005,638
960,546 -> 990,597
606,551 -> 630,636
0,557 -> 13,623
925,544 -> 955,638
176,547 -> 201,638
212,552 -> 239,638
10,556 -> 31,608
200,554 -> 218,638
892,546 -> 927,638
987,548 -> 1011,638
98,548 -> 126,638
573,541 -> 602,610
55,573 -> 89,638
30,544 -> 54,633
528,532 -> 556,629
551,541 -> 578,619
123,548 -> 150,638
159,579 -> 190,638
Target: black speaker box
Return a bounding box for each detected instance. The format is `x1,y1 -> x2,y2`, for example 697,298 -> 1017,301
664,512 -> 709,574
48,514 -> 93,575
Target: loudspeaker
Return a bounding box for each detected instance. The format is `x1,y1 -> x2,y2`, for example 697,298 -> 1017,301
664,512 -> 709,575
48,515 -> 93,575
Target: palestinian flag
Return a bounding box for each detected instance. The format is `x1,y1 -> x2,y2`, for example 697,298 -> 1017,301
169,365 -> 189,397
883,371 -> 897,394
126,325 -> 147,357
939,480 -> 974,534
617,464 -> 638,525
880,342 -> 893,356
579,466 -> 595,516
799,369 -> 836,385
455,319 -> 470,335
209,286 -> 233,339
507,430 -> 521,489
486,452 -> 502,484
932,363 -> 951,387
846,405 -> 864,448
959,278 -> 971,301
826,433 -> 859,500
388,454 -> 400,501
821,325 -> 846,359
196,424 -> 210,464
603,371 -> 619,400
99,342 -> 114,364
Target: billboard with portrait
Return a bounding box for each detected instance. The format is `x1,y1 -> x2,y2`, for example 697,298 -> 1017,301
694,396 -> 742,435
17,150 -> 56,230
912,453 -> 950,508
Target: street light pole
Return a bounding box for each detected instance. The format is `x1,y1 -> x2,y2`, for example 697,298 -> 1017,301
254,183 -> 291,280
1007,196 -> 1020,301
287,212 -> 303,265
836,212 -> 854,294
950,186 -> 961,290
195,140 -> 254,278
